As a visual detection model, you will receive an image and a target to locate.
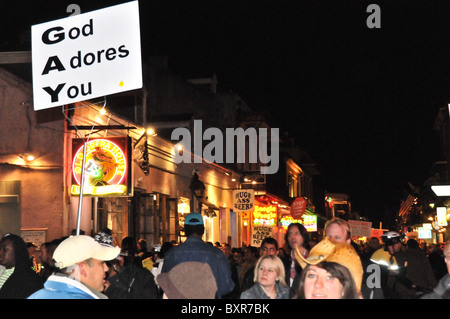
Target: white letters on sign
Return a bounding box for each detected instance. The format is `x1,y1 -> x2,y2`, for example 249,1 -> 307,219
31,1 -> 142,111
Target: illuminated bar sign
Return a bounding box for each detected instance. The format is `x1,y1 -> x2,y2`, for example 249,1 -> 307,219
418,227 -> 432,239
253,204 -> 277,227
437,207 -> 448,227
71,137 -> 132,196
280,214 -> 317,232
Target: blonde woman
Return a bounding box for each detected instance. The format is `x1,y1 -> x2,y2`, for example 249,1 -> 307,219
240,255 -> 289,299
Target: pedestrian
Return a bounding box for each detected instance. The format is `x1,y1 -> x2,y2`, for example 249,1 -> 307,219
370,231 -> 404,298
156,261 -> 217,299
221,243 -> 233,261
240,255 -> 289,299
371,231 -> 435,299
137,238 -> 153,261
361,237 -> 380,262
151,242 -> 173,282
38,238 -> 61,283
98,231 -> 160,299
427,243 -> 447,281
324,217 -> 351,244
222,243 -> 241,299
233,249 -> 244,284
120,236 -> 142,268
422,240 -> 450,299
393,238 -> 437,298
26,242 -> 39,273
28,235 -> 120,299
240,245 -> 258,288
324,217 -> 384,299
294,236 -> 362,299
277,247 -> 287,260
138,239 -> 154,272
161,212 -> 235,298
241,237 -> 279,293
283,223 -> 309,297
0,233 -> 44,298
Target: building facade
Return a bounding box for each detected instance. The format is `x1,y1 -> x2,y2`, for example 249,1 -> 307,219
0,67 -> 243,247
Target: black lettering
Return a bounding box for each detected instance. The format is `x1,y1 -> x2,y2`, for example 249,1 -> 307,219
42,83 -> 66,102
42,56 -> 66,75
97,49 -> 105,63
82,19 -> 94,36
68,27 -> 80,40
83,52 -> 95,65
70,51 -> 82,69
42,26 -> 65,45
67,85 -> 79,98
118,45 -> 129,58
80,82 -> 92,96
105,48 -> 117,61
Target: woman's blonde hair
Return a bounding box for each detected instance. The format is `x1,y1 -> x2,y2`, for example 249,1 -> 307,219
253,254 -> 287,287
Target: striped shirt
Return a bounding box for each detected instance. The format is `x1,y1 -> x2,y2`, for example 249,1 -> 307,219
0,267 -> 14,289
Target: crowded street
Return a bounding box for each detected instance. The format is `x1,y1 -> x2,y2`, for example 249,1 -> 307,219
0,1 -> 449,311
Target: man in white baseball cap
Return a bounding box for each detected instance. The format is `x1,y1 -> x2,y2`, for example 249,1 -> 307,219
28,235 -> 120,299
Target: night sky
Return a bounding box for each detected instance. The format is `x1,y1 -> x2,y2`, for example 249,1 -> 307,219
2,1 -> 450,224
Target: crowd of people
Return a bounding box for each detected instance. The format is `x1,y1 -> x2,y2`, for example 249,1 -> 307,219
0,213 -> 449,299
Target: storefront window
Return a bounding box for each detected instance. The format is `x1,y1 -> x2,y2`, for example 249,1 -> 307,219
177,197 -> 190,242
98,197 -> 128,244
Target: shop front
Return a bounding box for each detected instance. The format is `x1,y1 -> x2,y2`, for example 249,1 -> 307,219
66,103 -> 242,248
0,69 -> 244,248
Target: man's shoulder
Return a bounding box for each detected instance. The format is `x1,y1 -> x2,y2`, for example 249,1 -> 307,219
164,238 -> 228,265
173,237 -> 222,252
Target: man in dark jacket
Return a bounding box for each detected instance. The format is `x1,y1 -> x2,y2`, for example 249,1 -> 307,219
95,230 -> 160,299
104,261 -> 160,299
395,239 -> 437,298
161,212 -> 234,298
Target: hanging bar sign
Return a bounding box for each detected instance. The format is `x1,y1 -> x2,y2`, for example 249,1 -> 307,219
71,137 -> 133,197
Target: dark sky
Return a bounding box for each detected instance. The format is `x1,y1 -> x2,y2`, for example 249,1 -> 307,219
2,0 -> 449,223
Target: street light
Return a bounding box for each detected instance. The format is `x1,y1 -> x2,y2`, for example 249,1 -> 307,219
189,171 -> 206,212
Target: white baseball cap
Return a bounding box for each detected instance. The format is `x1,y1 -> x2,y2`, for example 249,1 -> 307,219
53,235 -> 120,269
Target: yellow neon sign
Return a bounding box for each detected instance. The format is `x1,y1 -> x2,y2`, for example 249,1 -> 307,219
71,184 -> 127,196
280,214 -> 317,232
253,205 -> 277,226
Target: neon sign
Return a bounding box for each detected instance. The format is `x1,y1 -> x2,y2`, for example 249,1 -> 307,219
280,214 -> 317,232
253,204 -> 277,226
71,137 -> 132,196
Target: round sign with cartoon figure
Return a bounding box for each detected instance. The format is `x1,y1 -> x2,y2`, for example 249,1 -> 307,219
71,137 -> 130,196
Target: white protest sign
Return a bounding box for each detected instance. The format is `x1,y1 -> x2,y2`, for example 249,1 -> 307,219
348,220 -> 372,237
31,1 -> 142,111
